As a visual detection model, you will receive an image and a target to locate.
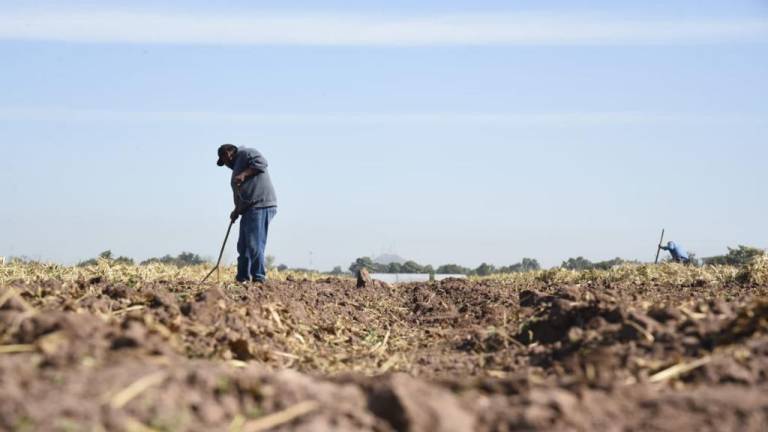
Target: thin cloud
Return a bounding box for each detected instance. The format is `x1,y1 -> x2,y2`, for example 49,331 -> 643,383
0,107 -> 760,126
0,10 -> 766,45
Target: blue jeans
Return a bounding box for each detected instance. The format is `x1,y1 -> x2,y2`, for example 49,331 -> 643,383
236,206 -> 277,282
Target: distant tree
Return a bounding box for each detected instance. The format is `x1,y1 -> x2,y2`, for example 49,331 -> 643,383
349,257 -> 443,274
401,260 -> 424,273
704,246 -> 765,266
266,255 -> 276,270
114,256 -> 135,265
349,257 -> 378,273
328,266 -> 344,275
497,263 -> 520,273
79,250 -> 134,266
139,255 -> 173,266
177,252 -> 205,266
498,258 -> 541,274
474,262 -> 496,276
591,257 -> 625,270
140,251 -> 204,267
277,264 -> 289,272
561,256 -> 594,271
520,258 -> 541,272
436,264 -> 472,275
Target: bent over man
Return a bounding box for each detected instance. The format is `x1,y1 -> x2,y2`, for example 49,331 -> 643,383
660,241 -> 690,264
217,144 -> 278,282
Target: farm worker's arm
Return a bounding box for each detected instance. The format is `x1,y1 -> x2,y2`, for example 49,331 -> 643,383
233,150 -> 268,185
231,187 -> 242,222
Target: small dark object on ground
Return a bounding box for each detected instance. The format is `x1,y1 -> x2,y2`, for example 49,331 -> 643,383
357,268 -> 372,288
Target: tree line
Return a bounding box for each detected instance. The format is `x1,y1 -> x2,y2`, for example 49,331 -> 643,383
347,257 -> 541,276
701,245 -> 764,266
78,250 -> 206,267
559,257 -> 636,270
64,245 -> 767,273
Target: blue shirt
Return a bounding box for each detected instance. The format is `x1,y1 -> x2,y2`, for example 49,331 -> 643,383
662,241 -> 689,261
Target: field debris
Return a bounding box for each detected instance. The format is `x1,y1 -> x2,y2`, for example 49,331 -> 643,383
1,261 -> 768,430
649,356 -> 712,383
357,268 -> 372,288
241,400 -> 320,432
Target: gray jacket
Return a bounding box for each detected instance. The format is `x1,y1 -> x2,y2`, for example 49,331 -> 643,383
230,147 -> 277,212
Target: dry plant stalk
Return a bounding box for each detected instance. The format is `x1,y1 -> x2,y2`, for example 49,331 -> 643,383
241,401 -> 320,432
0,344 -> 36,354
112,305 -> 145,316
124,417 -> 161,432
109,371 -> 167,409
649,356 -> 711,383
0,287 -> 36,313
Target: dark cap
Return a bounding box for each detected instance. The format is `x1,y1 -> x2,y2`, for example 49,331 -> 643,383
216,144 -> 238,166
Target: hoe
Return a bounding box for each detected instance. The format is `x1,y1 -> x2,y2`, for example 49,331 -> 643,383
654,228 -> 665,264
200,219 -> 235,284
202,184 -> 243,284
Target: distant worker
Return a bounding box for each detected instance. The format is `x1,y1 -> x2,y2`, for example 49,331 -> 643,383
216,144 -> 278,283
660,241 -> 690,264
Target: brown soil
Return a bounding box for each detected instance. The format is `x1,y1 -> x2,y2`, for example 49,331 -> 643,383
1,276 -> 767,431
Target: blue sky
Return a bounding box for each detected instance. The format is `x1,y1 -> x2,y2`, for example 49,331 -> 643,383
1,1 -> 767,270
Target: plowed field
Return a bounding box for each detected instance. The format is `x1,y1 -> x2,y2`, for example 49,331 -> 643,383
2,266 -> 768,431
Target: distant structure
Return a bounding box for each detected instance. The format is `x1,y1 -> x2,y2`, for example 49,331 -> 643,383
371,273 -> 467,284
0,256 -> 5,266
373,254 -> 406,266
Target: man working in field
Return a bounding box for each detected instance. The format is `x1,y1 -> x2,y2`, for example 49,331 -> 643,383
660,241 -> 690,264
217,144 -> 278,283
